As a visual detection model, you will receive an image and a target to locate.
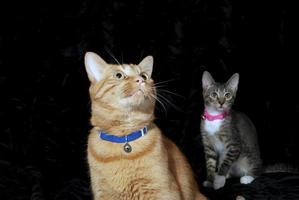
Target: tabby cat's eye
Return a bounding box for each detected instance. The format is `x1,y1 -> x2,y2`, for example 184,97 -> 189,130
225,92 -> 232,99
140,72 -> 149,81
114,71 -> 125,80
210,92 -> 218,98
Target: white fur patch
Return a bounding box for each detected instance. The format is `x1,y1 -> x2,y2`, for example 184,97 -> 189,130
204,119 -> 223,135
123,65 -> 137,76
213,175 -> 226,190
240,176 -> 254,184
236,196 -> 246,200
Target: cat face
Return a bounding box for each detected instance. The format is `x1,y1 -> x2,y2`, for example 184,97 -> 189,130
202,71 -> 239,112
85,52 -> 156,110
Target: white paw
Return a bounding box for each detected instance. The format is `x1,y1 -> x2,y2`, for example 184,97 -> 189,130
213,175 -> 226,190
240,176 -> 254,184
203,180 -> 212,188
236,195 -> 246,200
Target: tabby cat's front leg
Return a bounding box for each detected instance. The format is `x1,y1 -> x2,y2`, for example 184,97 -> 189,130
202,137 -> 218,188
214,142 -> 241,190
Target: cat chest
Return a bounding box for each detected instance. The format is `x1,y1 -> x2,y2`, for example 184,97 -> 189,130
94,162 -> 168,198
203,119 -> 223,135
203,120 -> 226,152
208,135 -> 226,153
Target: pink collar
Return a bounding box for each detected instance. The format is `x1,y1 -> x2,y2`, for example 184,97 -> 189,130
202,109 -> 230,121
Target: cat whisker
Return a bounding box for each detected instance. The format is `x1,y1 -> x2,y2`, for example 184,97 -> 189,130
153,79 -> 175,86
149,94 -> 167,114
156,93 -> 183,112
152,85 -> 169,89
147,95 -> 155,105
104,48 -> 122,67
156,89 -> 185,99
150,84 -> 184,112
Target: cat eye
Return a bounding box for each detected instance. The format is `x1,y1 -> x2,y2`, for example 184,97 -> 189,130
140,72 -> 149,81
225,92 -> 232,99
114,71 -> 125,80
210,92 -> 218,98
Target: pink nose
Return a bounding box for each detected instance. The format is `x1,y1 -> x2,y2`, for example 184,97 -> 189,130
136,77 -> 144,84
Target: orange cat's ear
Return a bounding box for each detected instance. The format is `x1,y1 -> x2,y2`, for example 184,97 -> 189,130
139,56 -> 153,78
84,52 -> 107,83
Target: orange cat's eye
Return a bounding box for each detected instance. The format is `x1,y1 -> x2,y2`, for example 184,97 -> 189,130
114,71 -> 125,80
140,72 -> 148,81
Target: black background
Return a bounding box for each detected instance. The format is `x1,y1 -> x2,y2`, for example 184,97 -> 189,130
1,0 -> 299,199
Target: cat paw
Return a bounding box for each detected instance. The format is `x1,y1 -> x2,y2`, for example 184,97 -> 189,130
213,175 -> 226,190
203,180 -> 213,188
236,195 -> 246,200
240,176 -> 254,184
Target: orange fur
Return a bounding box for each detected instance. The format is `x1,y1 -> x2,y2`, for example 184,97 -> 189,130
85,52 -> 207,200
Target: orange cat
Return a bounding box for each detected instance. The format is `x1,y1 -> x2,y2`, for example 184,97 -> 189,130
85,52 -> 207,200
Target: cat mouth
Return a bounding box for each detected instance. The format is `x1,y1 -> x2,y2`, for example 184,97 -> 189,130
217,105 -> 225,110
125,89 -> 145,98
137,89 -> 144,95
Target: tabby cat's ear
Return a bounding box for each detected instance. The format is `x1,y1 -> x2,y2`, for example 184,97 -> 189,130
226,73 -> 239,91
139,56 -> 153,78
202,71 -> 215,90
84,52 -> 107,82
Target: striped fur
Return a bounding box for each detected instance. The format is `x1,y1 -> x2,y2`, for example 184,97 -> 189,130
201,71 -> 262,190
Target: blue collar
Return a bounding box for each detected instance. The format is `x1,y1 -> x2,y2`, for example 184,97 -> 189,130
99,126 -> 148,143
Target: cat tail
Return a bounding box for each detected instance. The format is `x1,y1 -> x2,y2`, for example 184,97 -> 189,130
263,163 -> 299,173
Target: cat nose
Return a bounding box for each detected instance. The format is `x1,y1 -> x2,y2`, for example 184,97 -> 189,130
136,77 -> 144,84
219,99 -> 225,105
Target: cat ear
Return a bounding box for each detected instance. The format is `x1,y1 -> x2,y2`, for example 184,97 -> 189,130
139,56 -> 153,77
84,52 -> 108,82
226,73 -> 239,91
202,71 -> 215,90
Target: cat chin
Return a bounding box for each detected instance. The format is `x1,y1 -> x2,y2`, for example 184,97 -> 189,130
119,95 -> 146,107
207,106 -> 226,112
216,106 -> 230,111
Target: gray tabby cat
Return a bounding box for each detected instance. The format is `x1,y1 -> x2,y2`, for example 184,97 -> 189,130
200,71 -> 262,190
